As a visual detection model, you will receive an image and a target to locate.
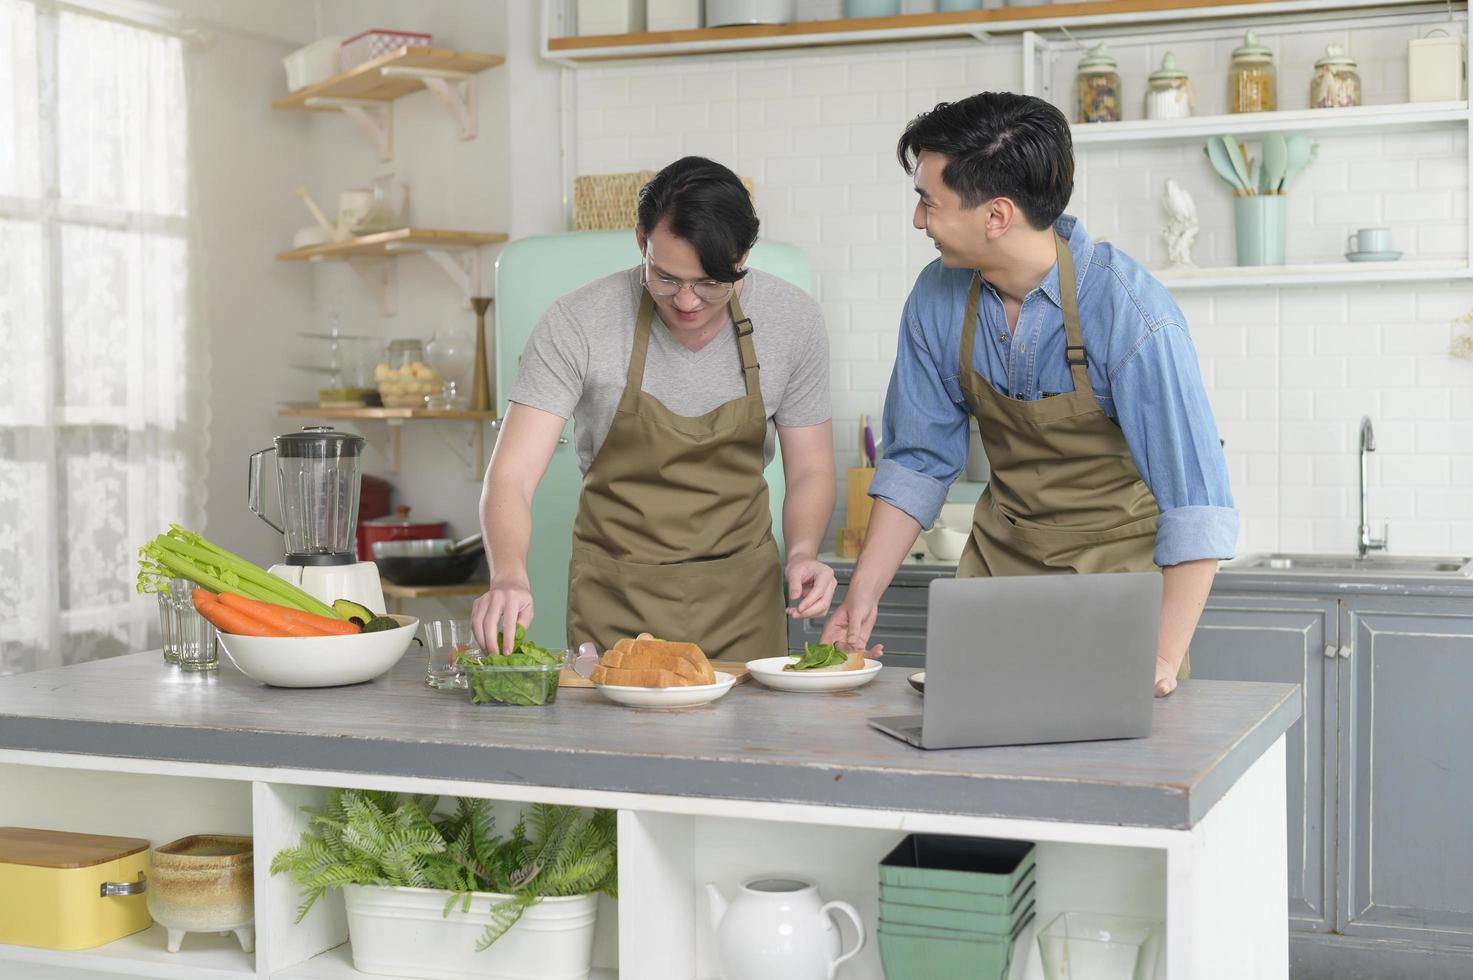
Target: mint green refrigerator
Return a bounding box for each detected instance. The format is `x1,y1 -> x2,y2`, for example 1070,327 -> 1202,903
493,231 -> 812,651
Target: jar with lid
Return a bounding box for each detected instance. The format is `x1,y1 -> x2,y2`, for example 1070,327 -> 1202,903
1076,43 -> 1122,124
424,331 -> 474,409
1309,44 -> 1361,108
376,338 -> 441,409
1144,52 -> 1194,120
1229,31 -> 1276,113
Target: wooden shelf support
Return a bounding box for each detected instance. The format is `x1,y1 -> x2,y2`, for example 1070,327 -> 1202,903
303,96 -> 394,160
344,256 -> 398,316
384,240 -> 482,306
379,65 -> 478,139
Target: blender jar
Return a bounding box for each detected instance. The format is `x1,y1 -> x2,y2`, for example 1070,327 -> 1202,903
249,427 -> 366,564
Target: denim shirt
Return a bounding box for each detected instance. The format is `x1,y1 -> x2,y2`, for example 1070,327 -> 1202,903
870,215 -> 1239,567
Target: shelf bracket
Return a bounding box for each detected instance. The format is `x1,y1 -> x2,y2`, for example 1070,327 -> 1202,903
304,96 -> 394,160
345,257 -> 399,316
384,242 -> 481,306
380,65 -> 478,140
432,419 -> 489,480
353,419 -> 401,474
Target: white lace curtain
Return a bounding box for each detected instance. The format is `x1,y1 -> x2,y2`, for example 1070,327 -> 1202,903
0,0 -> 201,674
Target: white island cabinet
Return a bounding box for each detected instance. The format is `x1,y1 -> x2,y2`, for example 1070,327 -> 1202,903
0,654 -> 1298,980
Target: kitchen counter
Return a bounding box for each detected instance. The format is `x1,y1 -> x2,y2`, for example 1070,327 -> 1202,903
0,654 -> 1295,830
0,654 -> 1298,980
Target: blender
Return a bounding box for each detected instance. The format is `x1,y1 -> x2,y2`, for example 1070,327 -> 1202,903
247,426 -> 385,612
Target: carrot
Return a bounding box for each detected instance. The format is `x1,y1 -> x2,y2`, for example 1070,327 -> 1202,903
217,593 -> 360,635
216,593 -> 335,637
192,590 -> 280,637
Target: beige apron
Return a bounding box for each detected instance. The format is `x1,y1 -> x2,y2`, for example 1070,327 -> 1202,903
955,234 -> 1187,678
565,286 -> 787,663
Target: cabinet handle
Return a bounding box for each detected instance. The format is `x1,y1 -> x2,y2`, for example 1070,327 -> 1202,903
1338,644 -> 1352,659
558,437 -> 569,445
100,876 -> 146,898
1323,644 -> 1337,659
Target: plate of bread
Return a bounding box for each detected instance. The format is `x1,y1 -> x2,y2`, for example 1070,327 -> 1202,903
590,635 -> 737,708
746,642 -> 882,693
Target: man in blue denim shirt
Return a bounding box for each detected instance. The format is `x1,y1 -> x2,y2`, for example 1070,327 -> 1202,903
821,93 -> 1237,697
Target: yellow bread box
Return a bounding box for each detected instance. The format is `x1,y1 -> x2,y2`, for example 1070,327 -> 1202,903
0,827 -> 151,950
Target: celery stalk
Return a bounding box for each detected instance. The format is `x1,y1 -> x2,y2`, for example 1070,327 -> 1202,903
136,526 -> 346,620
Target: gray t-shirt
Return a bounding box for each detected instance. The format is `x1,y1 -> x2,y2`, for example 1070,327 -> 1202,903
507,267 -> 830,472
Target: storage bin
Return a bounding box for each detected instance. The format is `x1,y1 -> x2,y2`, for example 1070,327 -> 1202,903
882,873 -> 1035,916
283,36 -> 343,91
880,899 -> 1034,939
579,0 -> 645,35
0,827 -> 151,951
340,29 -> 432,71
879,834 -> 1036,896
881,877 -> 1036,931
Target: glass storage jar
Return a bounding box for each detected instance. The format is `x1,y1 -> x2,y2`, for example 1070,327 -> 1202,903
1309,44 -> 1361,108
1228,31 -> 1276,113
376,338 -> 441,409
1144,52 -> 1193,119
1076,43 -> 1122,123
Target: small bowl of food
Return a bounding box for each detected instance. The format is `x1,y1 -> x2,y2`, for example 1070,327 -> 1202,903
746,643 -> 882,693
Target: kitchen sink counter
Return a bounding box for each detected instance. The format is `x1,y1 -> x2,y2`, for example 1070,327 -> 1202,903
0,652 -> 1296,831
1217,555 -> 1473,598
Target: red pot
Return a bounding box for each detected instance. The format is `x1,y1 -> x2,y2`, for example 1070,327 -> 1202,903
360,506 -> 446,562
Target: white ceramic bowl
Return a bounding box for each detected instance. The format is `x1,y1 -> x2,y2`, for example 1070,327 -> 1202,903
594,671 -> 736,709
746,656 -> 882,692
218,615 -> 418,688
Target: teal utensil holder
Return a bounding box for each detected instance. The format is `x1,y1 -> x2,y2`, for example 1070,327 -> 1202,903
1233,195 -> 1287,266
845,0 -> 901,15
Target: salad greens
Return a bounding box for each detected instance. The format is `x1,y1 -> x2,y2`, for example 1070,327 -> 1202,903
784,642 -> 849,672
457,625 -> 564,706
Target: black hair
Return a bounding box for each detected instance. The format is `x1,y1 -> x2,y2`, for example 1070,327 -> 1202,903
896,92 -> 1074,230
636,156 -> 758,283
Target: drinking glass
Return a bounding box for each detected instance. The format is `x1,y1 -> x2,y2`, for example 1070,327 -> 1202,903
422,619 -> 477,689
158,579 -> 219,671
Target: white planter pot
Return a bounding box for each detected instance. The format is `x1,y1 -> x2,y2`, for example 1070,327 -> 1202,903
343,884 -> 599,980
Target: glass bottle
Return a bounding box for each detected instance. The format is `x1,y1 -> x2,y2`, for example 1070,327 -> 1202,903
1228,31 -> 1276,113
1076,43 -> 1122,124
1144,52 -> 1194,120
1309,44 -> 1361,109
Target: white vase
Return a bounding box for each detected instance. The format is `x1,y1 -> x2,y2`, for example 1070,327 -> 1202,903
343,884 -> 598,980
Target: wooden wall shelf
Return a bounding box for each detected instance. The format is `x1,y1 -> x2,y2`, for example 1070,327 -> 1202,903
272,48 -> 504,110
275,229 -> 507,263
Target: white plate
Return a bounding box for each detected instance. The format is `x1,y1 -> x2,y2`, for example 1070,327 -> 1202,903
593,671 -> 736,708
218,615 -> 418,688
746,656 -> 883,692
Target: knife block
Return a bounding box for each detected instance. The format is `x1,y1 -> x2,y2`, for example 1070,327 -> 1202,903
838,467 -> 876,558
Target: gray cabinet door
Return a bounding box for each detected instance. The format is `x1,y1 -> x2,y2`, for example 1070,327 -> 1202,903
1192,594 -> 1337,932
1338,598 -> 1473,945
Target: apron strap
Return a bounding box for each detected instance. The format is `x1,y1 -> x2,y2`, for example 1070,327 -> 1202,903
729,289 -> 760,398
960,272 -> 982,385
627,288 -> 657,395
1054,232 -> 1093,397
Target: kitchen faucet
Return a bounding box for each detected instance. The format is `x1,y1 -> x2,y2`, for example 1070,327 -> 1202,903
1358,415 -> 1388,558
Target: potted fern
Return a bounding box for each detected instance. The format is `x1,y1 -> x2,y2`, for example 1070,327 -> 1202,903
271,790 -> 616,980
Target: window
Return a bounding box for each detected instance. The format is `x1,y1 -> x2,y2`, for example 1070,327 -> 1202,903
0,0 -> 198,674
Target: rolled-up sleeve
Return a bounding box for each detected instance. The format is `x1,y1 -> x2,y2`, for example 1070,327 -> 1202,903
869,298 -> 970,529
1111,321 -> 1239,565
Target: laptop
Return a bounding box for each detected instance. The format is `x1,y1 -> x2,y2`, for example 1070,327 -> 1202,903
869,572 -> 1161,750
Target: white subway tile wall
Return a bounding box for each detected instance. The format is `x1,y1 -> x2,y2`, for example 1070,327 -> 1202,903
574,38 -> 1473,556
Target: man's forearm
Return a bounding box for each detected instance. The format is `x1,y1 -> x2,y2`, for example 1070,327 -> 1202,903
846,500 -> 923,607
1158,558 -> 1217,671
782,470 -> 835,563
480,481 -> 533,587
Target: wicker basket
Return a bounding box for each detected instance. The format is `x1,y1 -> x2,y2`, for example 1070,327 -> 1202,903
573,171 -> 756,231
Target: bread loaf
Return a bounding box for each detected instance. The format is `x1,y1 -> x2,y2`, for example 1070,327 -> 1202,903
594,637 -> 715,688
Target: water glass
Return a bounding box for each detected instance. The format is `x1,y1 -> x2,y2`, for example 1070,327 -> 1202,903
157,579 -> 220,671
422,619 -> 478,689
1038,912 -> 1161,980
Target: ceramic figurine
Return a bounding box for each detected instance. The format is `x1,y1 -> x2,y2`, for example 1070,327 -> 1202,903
1162,179 -> 1199,269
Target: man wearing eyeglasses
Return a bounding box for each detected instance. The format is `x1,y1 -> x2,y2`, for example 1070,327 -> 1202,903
473,157 -> 837,662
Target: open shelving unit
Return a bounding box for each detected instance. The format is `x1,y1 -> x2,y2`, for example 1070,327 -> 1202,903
276,229 -> 507,315
273,47 -> 504,159
1070,99 -> 1469,144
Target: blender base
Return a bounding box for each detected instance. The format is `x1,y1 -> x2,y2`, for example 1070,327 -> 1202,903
269,562 -> 386,616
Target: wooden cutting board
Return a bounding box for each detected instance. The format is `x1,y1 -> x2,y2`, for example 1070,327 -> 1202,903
559,661 -> 750,688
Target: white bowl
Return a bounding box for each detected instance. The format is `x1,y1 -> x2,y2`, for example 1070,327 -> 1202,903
746,656 -> 882,692
593,671 -> 736,708
218,615 -> 418,688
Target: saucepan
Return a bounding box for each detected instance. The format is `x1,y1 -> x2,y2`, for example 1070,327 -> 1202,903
372,534 -> 483,586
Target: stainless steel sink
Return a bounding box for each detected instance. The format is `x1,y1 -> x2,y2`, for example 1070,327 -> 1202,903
1226,553 -> 1473,577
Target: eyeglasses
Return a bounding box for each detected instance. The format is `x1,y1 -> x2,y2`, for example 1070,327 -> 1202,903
641,262 -> 735,304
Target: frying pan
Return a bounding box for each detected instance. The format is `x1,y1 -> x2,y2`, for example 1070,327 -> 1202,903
372,534 -> 484,587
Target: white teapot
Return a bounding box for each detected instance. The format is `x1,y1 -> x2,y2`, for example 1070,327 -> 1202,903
706,877 -> 864,980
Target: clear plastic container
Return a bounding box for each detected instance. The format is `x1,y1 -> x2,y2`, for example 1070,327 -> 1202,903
463,654 -> 568,706
1229,31 -> 1276,113
1037,912 -> 1162,980
425,331 -> 475,403
1143,52 -> 1193,120
1076,43 -> 1122,123
1309,44 -> 1361,108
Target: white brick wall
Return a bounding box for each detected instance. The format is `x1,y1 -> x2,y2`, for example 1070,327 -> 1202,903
572,36 -> 1473,558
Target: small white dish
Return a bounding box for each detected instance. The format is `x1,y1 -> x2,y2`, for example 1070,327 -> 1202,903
1344,250 -> 1402,262
746,656 -> 883,693
908,671 -> 925,694
594,671 -> 736,709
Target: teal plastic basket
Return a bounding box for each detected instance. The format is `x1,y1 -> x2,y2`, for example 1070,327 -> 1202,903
880,868 -> 1037,918
879,835 -> 1036,896
881,879 -> 1037,933
877,910 -> 1034,980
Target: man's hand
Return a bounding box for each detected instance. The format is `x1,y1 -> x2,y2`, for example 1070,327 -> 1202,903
785,557 -> 838,620
819,598 -> 884,659
1154,655 -> 1178,697
472,578 -> 534,656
